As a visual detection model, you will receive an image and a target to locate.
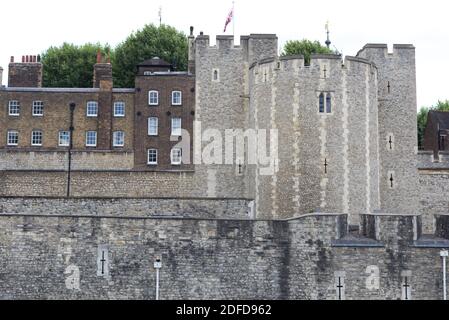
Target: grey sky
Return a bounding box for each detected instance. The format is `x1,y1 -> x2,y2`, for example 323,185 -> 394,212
1,0 -> 447,109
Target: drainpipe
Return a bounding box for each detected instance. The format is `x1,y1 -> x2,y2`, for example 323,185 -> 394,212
441,250 -> 448,300
67,103 -> 76,198
154,258 -> 162,300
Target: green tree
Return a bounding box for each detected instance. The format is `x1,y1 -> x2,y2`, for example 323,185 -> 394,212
113,24 -> 188,88
41,43 -> 112,88
417,100 -> 449,149
281,39 -> 333,65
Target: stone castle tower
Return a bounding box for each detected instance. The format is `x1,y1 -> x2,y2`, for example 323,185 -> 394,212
190,33 -> 418,224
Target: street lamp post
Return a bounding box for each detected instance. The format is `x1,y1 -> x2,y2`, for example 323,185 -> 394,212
441,250 -> 448,301
154,258 -> 162,300
67,103 -> 76,198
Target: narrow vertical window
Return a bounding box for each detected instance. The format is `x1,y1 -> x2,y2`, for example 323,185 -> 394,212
59,131 -> 70,147
113,102 -> 125,117
148,149 -> 158,165
86,131 -> 97,147
171,148 -> 182,165
7,131 -> 19,146
31,131 -> 43,146
86,101 -> 98,117
172,91 -> 182,106
8,101 -> 20,116
113,131 -> 125,147
149,91 -> 159,106
319,93 -> 325,113
32,101 -> 44,116
213,69 -> 219,82
171,118 -> 182,136
326,94 -> 332,113
148,117 -> 159,136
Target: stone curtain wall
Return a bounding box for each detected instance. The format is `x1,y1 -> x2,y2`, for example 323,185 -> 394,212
418,151 -> 449,233
0,198 -> 251,219
0,210 -> 448,300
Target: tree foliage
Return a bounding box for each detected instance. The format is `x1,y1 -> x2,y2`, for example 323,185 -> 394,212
281,39 -> 333,65
417,100 -> 449,148
113,24 -> 188,88
40,24 -> 188,88
41,43 -> 112,88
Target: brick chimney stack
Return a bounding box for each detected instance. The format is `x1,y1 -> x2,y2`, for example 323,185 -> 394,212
8,54 -> 43,88
93,49 -> 113,90
93,49 -> 114,150
188,26 -> 195,74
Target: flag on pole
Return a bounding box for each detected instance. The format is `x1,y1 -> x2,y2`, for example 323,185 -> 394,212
223,7 -> 234,33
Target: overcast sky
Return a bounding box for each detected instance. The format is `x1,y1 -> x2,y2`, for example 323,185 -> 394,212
1,0 -> 448,109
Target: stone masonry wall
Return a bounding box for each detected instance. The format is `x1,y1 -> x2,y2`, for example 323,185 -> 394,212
0,210 -> 447,300
0,198 -> 251,219
418,151 -> 449,233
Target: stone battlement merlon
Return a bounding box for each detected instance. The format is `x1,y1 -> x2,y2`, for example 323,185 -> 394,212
418,151 -> 449,169
357,43 -> 415,60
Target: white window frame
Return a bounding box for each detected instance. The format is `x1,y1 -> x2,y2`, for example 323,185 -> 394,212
59,131 -> 70,147
31,131 -> 43,146
86,131 -> 97,147
32,101 -> 44,117
7,131 -> 19,146
171,118 -> 182,136
113,131 -> 125,147
171,148 -> 182,166
147,149 -> 158,165
8,101 -> 20,116
171,91 -> 182,106
148,117 -> 159,136
86,101 -> 98,117
149,91 -> 159,106
113,102 -> 125,117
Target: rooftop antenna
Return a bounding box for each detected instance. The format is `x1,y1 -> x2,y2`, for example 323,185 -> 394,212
325,20 -> 331,49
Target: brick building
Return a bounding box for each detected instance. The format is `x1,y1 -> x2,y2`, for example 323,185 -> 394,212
423,110 -> 449,155
0,53 -> 194,171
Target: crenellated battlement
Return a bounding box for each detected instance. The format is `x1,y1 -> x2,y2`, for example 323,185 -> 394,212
418,151 -> 449,169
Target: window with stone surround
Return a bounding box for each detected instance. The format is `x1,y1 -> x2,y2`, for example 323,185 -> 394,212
319,93 -> 325,113
7,131 -> 19,146
8,101 -> 20,116
114,102 -> 125,117
86,131 -> 97,147
171,118 -> 182,136
171,148 -> 182,165
86,101 -> 98,117
326,94 -> 332,113
59,131 -> 70,147
32,101 -> 44,117
149,91 -> 159,106
148,149 -> 158,165
148,117 -> 159,136
31,131 -> 43,146
113,131 -> 125,147
171,91 -> 182,106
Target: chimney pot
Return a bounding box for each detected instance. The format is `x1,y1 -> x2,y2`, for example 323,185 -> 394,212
26,55 -> 29,63
190,26 -> 194,36
200,31 -> 204,36
37,55 -> 41,62
11,56 -> 15,63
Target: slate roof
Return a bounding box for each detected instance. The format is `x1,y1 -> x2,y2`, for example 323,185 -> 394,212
138,57 -> 172,67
